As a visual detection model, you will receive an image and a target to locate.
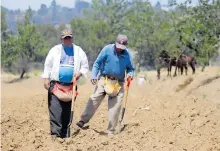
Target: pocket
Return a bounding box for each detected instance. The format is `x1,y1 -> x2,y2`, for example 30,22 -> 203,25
51,83 -> 73,102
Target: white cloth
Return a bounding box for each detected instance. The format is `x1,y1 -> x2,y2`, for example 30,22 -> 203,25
41,43 -> 89,81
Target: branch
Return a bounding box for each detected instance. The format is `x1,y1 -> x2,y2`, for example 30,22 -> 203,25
132,106 -> 150,117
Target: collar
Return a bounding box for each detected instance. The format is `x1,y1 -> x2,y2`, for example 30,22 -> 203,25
62,43 -> 74,49
113,44 -> 126,56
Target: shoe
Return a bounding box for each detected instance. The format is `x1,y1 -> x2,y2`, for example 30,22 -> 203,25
76,120 -> 85,128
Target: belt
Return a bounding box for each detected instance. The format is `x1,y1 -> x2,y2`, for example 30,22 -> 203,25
50,80 -> 73,86
102,74 -> 117,80
101,74 -> 125,82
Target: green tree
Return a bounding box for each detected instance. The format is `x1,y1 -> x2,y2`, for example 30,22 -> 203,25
1,36 -> 18,70
155,1 -> 161,11
70,0 -> 141,67
67,0 -> 220,71
25,6 -> 34,25
174,0 -> 220,67
36,24 -> 59,48
2,10 -> 48,78
1,11 -> 9,41
15,24 -> 47,78
38,4 -> 48,15
51,0 -> 57,24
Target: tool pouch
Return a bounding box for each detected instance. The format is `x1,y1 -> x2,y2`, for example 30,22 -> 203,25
103,77 -> 121,97
51,82 -> 73,102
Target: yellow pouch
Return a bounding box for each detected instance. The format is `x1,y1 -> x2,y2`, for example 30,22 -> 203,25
104,77 -> 121,97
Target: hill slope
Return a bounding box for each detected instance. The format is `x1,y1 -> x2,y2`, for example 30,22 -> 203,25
1,67 -> 220,151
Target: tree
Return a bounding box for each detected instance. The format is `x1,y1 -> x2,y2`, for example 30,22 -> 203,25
125,0 -> 178,68
70,0 -> 142,67
36,24 -> 59,48
25,6 -> 34,25
50,0 -> 57,24
168,0 -> 177,6
1,36 -> 19,71
174,0 -> 220,68
16,24 -> 48,78
1,10 -> 48,78
38,4 -> 48,16
75,0 -> 90,14
1,11 -> 9,41
155,1 -> 161,11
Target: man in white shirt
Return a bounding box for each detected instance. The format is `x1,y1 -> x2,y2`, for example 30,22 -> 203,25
41,29 -> 89,138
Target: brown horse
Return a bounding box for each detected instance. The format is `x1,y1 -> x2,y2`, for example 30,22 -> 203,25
173,54 -> 197,76
157,51 -> 183,79
167,56 -> 184,76
157,51 -> 196,79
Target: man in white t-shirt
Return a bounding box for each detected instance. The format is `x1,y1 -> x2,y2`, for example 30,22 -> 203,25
41,29 -> 89,138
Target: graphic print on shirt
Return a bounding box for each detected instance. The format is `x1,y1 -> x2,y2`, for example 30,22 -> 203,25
58,45 -> 74,83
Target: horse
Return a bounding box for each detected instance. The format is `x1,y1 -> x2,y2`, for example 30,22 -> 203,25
156,50 -> 183,79
173,54 -> 197,76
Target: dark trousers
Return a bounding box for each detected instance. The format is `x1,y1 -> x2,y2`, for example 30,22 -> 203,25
48,90 -> 72,138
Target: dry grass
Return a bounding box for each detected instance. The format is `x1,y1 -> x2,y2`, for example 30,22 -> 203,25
176,77 -> 194,92
196,75 -> 220,88
32,70 -> 41,76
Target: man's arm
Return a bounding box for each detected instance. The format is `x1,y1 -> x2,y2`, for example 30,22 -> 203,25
41,48 -> 54,79
91,47 -> 107,79
126,51 -> 135,79
41,48 -> 54,89
79,49 -> 89,78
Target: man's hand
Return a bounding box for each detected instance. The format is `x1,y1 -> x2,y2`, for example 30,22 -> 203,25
74,72 -> 82,81
91,79 -> 98,85
126,74 -> 133,81
44,78 -> 50,90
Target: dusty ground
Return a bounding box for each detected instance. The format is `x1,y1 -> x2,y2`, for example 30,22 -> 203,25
1,67 -> 220,151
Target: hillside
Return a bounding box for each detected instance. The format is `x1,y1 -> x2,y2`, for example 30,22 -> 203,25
1,0 -> 91,33
1,67 -> 220,151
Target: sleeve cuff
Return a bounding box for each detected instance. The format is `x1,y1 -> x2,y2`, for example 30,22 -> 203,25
127,72 -> 134,78
41,72 -> 50,79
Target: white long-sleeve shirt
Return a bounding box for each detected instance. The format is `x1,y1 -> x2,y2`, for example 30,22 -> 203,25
41,43 -> 89,81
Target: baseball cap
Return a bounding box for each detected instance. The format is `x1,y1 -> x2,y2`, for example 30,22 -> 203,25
61,29 -> 73,39
115,34 -> 128,50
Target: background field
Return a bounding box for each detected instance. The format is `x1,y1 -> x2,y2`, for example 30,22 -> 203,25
1,67 -> 220,151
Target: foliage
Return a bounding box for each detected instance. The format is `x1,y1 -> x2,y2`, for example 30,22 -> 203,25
2,0 -> 91,32
1,10 -> 48,78
1,0 -> 220,77
1,11 -> 10,41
